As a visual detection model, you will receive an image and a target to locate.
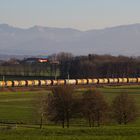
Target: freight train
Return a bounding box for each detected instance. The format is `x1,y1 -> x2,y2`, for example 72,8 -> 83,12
0,78 -> 140,88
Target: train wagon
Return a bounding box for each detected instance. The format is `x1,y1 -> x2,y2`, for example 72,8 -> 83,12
108,78 -> 118,84
19,80 -> 26,86
87,79 -> 98,84
33,80 -> 40,86
137,78 -> 140,83
27,80 -> 34,86
6,81 -> 13,87
65,79 -> 77,85
92,79 -> 98,84
122,78 -> 128,83
128,78 -> 137,83
87,79 -> 93,84
114,78 -> 119,83
118,78 -> 123,83
98,79 -> 104,84
13,81 -> 19,87
57,80 -> 65,85
76,79 -> 88,85
40,80 -> 46,86
0,81 -> 5,87
46,80 -> 52,86
108,78 -> 114,83
98,78 -> 108,84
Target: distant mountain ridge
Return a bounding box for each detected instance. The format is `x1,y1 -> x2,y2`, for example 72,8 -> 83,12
0,23 -> 140,56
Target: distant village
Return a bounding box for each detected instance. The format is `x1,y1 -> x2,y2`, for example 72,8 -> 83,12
0,56 -> 60,65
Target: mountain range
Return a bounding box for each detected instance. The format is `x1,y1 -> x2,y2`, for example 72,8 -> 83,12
0,23 -> 140,56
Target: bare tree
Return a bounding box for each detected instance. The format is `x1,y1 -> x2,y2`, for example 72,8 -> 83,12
112,92 -> 137,125
82,89 -> 108,127
35,93 -> 48,129
46,86 -> 75,128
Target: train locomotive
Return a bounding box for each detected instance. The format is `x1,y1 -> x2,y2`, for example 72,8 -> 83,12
0,77 -> 140,88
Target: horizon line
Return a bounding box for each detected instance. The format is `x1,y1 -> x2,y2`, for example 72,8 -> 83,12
1,22 -> 140,32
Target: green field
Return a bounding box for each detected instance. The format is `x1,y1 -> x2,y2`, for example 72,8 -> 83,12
0,85 -> 140,139
0,126 -> 140,140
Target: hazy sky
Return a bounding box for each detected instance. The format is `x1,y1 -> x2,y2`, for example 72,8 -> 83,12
0,0 -> 140,30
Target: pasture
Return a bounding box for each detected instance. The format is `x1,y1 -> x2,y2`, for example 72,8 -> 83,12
0,85 -> 140,139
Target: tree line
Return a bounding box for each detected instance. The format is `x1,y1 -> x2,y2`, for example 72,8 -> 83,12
0,63 -> 59,77
37,86 -> 138,128
59,53 -> 140,78
1,52 -> 140,78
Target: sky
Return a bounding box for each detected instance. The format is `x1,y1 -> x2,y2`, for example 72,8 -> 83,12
0,0 -> 140,30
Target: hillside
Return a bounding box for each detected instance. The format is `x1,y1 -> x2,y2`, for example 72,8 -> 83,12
0,23 -> 140,56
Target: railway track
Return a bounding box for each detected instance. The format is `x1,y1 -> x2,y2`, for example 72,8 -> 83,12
0,82 -> 140,92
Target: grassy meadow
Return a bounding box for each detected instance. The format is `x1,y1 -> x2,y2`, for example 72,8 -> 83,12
0,85 -> 140,139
